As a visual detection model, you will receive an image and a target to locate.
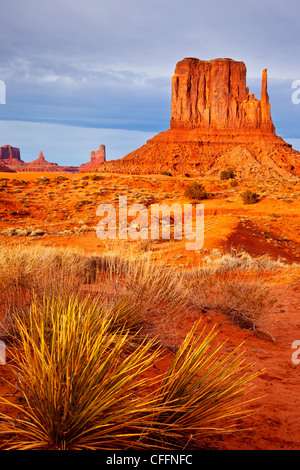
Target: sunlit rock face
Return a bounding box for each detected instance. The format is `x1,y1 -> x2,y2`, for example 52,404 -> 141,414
170,58 -> 274,133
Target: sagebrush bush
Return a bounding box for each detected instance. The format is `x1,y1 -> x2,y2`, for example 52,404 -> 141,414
240,190 -> 259,204
220,168 -> 236,180
185,268 -> 276,330
184,182 -> 207,200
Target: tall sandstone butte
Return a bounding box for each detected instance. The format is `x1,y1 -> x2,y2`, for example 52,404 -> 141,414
170,58 -> 274,132
101,57 -> 300,178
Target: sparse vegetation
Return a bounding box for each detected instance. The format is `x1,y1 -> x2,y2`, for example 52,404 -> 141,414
0,171 -> 298,450
184,182 -> 207,200
220,168 -> 236,180
186,268 -> 275,330
0,293 -> 258,450
0,244 -> 266,449
240,190 -> 259,204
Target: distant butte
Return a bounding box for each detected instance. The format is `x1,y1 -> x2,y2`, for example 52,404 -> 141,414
79,145 -> 106,172
0,146 -> 78,173
100,57 -> 300,178
0,146 -> 106,173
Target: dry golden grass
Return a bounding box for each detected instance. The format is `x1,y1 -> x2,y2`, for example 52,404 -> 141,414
0,296 -> 259,450
0,244 -> 273,449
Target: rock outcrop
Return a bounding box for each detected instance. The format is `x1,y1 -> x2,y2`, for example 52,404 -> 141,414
0,146 -> 78,173
24,151 -> 78,173
0,145 -> 21,161
170,58 -> 274,133
79,145 -> 106,172
0,145 -> 26,171
0,161 -> 16,173
100,57 -> 300,178
25,151 -> 60,171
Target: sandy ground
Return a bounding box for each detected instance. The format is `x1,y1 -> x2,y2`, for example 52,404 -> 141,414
0,171 -> 299,450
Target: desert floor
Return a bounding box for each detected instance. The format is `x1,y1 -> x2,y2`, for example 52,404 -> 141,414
0,171 -> 299,450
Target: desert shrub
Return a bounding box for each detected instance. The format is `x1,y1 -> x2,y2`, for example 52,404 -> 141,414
0,245 -> 187,347
74,199 -> 92,210
147,321 -> 259,448
220,168 -> 236,180
53,176 -> 68,183
0,297 -> 259,450
184,182 -> 207,200
90,174 -> 104,181
202,249 -> 287,272
94,251 -> 187,317
230,180 -> 239,187
36,176 -> 49,184
240,190 -> 259,204
10,179 -> 28,186
0,246 -> 102,336
160,171 -> 172,176
185,268 -> 276,330
0,296 -> 160,449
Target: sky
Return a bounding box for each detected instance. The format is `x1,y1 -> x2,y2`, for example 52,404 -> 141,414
0,0 -> 300,165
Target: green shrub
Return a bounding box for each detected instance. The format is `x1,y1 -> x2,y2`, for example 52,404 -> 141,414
240,190 -> 259,204
184,182 -> 207,200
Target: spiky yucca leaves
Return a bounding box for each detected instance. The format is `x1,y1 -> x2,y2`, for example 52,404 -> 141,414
20,294 -> 145,348
0,296 -> 161,450
0,297 -> 261,450
148,322 -> 261,449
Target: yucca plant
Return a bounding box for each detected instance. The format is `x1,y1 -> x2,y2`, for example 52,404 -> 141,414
0,296 -> 261,450
147,322 -> 260,448
0,296 -> 162,450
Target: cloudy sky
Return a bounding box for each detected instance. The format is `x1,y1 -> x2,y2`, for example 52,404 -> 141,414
0,0 -> 300,165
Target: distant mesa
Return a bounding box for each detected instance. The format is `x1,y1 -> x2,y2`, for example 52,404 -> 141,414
0,146 -> 78,173
0,145 -> 107,173
79,145 -> 106,172
101,57 -> 299,178
0,145 -> 21,161
0,145 -> 24,172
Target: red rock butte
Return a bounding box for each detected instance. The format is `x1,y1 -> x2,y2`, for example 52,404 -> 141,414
0,147 -> 79,173
101,57 -> 300,178
79,145 -> 106,172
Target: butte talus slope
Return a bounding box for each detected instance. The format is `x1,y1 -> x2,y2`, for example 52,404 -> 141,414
101,58 -> 300,178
